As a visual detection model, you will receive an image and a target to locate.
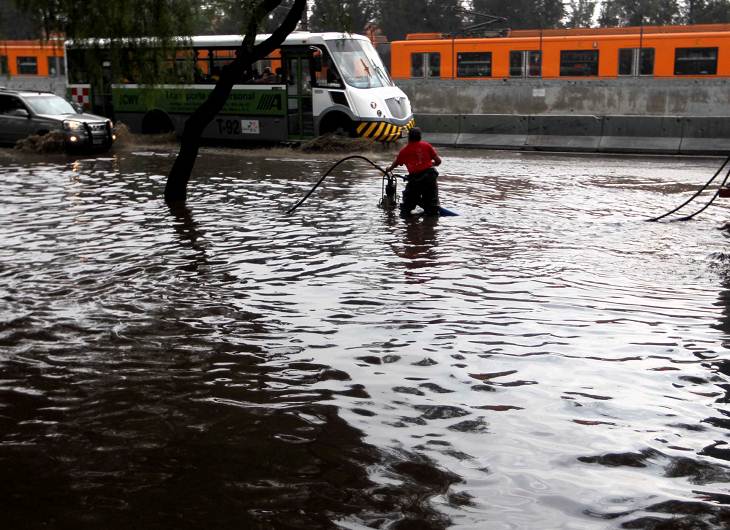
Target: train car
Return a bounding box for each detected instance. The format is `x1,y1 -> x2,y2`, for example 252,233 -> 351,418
390,23 -> 730,80
0,39 -> 65,77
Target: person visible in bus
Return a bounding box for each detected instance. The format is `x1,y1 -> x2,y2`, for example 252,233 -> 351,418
385,127 -> 442,217
257,66 -> 277,83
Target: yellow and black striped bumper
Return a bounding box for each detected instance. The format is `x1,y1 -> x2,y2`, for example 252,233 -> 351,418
356,119 -> 416,143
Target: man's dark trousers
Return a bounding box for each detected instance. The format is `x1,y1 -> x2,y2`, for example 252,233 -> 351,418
400,167 -> 439,217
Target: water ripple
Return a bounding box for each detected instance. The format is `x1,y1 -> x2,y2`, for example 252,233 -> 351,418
2,149 -> 730,528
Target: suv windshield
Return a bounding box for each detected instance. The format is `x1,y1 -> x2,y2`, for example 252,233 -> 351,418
24,95 -> 76,115
326,39 -> 392,89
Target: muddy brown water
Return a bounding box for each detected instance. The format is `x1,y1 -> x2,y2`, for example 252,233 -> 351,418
2,146 -> 730,529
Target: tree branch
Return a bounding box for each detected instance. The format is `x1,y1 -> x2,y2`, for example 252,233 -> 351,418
253,0 -> 307,58
241,0 -> 284,51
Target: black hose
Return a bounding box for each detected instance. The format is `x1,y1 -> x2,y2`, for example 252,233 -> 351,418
674,165 -> 730,221
647,154 -> 730,222
286,155 -> 389,215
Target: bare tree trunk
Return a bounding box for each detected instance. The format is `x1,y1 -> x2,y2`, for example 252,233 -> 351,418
164,0 -> 307,204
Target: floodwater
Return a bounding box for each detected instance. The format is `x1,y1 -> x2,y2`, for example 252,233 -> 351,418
2,146 -> 730,530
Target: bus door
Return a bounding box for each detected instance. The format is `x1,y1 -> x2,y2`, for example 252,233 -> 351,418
282,47 -> 314,139
99,60 -> 115,118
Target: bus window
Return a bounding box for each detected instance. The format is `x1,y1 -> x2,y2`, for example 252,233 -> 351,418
510,51 -> 541,77
674,47 -> 718,75
619,48 -> 654,76
210,48 -> 235,81
17,56 -> 38,75
327,38 -> 390,88
559,50 -> 599,77
284,56 -> 312,94
312,47 -> 342,88
458,52 -> 491,77
169,49 -> 195,83
0,56 -> 7,75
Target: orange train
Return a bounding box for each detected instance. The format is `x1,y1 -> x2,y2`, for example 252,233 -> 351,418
389,23 -> 730,80
0,40 -> 65,77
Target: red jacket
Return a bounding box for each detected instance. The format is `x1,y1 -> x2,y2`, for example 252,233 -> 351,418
395,141 -> 439,175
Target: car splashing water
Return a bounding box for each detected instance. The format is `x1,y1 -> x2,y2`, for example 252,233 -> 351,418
2,147 -> 730,529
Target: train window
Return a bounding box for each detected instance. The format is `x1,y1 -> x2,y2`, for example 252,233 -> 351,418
411,52 -> 440,78
0,56 -> 7,75
674,47 -> 718,75
17,56 -> 38,75
411,53 -> 424,77
47,56 -> 65,77
509,51 -> 522,77
618,48 -> 654,76
457,52 -> 492,77
510,51 -> 541,77
559,50 -> 599,76
528,51 -> 542,77
618,49 -> 632,75
427,53 -> 440,78
639,48 -> 654,75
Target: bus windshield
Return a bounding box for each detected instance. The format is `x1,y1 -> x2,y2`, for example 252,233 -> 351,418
326,38 -> 392,89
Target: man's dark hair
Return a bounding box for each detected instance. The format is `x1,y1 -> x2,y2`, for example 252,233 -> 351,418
408,127 -> 422,142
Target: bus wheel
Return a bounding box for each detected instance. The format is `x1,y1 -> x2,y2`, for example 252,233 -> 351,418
142,111 -> 175,135
319,113 -> 354,137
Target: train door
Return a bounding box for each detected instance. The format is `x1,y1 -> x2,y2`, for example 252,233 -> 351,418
509,50 -> 542,78
282,47 -> 314,139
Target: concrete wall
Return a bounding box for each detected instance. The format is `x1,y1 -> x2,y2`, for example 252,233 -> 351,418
398,78 -> 730,154
414,113 -> 730,155
0,75 -> 66,97
397,78 -> 730,117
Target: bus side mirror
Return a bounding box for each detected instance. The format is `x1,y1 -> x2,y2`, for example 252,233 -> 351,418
72,102 -> 83,113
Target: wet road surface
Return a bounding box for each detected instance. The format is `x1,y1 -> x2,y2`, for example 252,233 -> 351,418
2,146 -> 730,529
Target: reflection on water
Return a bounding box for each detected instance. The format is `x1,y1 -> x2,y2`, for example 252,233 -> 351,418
2,148 -> 730,528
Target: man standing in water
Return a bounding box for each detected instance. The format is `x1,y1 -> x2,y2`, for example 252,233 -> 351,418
385,127 -> 442,217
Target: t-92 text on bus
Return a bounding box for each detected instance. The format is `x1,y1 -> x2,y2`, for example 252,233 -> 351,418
65,32 -> 414,144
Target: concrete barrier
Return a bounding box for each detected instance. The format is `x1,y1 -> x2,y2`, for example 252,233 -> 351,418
680,117 -> 730,155
413,113 -> 460,146
412,111 -> 730,155
456,114 -> 528,149
598,116 -> 683,154
526,115 -> 603,151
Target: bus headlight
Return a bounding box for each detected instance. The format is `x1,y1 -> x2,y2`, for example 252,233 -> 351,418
63,120 -> 84,131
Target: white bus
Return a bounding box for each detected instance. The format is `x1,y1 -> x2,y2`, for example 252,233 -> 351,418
65,32 -> 414,143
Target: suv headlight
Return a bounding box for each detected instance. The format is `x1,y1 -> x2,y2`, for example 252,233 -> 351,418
63,120 -> 84,131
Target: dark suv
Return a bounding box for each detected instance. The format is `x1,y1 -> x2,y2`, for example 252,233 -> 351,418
0,89 -> 114,151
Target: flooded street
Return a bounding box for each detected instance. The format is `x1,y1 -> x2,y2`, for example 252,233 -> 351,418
3,145 -> 730,529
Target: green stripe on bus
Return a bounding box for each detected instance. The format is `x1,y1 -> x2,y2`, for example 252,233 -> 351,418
111,86 -> 287,116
